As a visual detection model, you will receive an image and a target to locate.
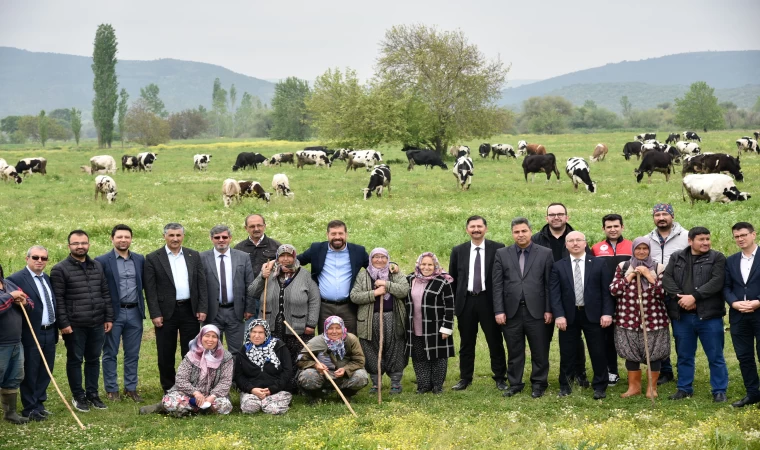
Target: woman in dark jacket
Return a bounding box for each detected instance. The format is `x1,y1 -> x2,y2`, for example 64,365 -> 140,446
235,319 -> 293,415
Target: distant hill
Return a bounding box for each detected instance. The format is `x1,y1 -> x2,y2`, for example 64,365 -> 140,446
499,51 -> 760,112
0,47 -> 275,119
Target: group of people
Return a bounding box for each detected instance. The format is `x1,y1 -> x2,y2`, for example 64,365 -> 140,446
1,205 -> 759,424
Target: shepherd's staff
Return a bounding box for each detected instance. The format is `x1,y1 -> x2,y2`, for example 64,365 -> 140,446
636,272 -> 656,406
283,320 -> 358,417
377,292 -> 384,405
261,272 -> 269,320
19,304 -> 86,429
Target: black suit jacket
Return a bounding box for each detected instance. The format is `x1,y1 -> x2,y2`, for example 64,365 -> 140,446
492,243 -> 553,320
95,249 -> 146,321
7,268 -> 58,347
449,239 -> 506,316
549,255 -> 614,324
297,242 -> 369,289
723,250 -> 760,325
144,246 -> 208,320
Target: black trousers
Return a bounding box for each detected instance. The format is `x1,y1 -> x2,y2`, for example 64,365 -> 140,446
503,304 -> 549,390
558,309 -> 608,391
155,302 -> 200,392
456,293 -> 507,382
546,323 -> 587,377
731,313 -> 760,399
21,327 -> 56,415
604,323 -> 619,375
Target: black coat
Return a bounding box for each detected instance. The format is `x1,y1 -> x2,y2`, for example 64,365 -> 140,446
662,248 -> 726,321
723,250 -> 760,325
297,242 -> 369,289
404,275 -> 455,360
7,269 -> 58,347
50,255 -> 114,329
234,340 -> 292,394
448,239 -> 505,316
144,246 -> 208,320
549,255 -> 614,324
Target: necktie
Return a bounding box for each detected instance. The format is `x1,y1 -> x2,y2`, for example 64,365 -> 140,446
36,275 -> 55,324
574,259 -> 584,306
473,248 -> 482,294
519,249 -> 526,276
219,255 -> 228,305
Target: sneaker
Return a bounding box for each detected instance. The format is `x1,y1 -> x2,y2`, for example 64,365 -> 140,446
608,373 -> 620,386
390,385 -> 402,395
369,386 -> 378,394
87,395 -> 108,410
72,397 -> 90,412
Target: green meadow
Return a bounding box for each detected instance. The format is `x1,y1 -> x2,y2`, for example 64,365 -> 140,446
0,130 -> 759,449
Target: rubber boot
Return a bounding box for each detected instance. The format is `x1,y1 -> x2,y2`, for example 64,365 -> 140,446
390,372 -> 403,394
646,371 -> 660,399
369,373 -> 379,393
1,392 -> 29,424
620,370 -> 642,398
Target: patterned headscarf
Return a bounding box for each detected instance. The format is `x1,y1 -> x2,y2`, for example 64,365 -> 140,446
274,244 -> 300,277
629,236 -> 657,290
186,324 -> 225,379
414,252 -> 454,283
367,248 -> 391,302
244,319 -> 281,369
652,203 -> 674,216
322,315 -> 347,360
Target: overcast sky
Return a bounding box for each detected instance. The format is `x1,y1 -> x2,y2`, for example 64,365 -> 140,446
1,0 -> 759,84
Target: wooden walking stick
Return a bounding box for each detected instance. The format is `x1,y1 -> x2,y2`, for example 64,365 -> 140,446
19,305 -> 86,429
636,273 -> 656,406
261,274 -> 269,320
377,295 -> 384,404
283,320 -> 358,417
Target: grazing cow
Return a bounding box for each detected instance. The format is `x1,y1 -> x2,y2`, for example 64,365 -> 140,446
232,152 -> 267,171
136,152 -> 158,172
269,152 -> 295,166
517,140 -> 546,156
683,131 -> 701,142
478,143 -> 491,158
1,165 -> 22,184
449,145 -> 470,157
522,154 -> 560,182
736,138 -> 759,155
491,144 -> 516,160
665,133 -> 680,145
635,133 -> 657,142
222,178 -> 241,208
634,151 -> 673,183
622,141 -> 644,161
565,157 -> 597,193
80,165 -> 93,175
755,131 -> 760,141
363,164 -> 391,200
675,141 -> 701,156
90,155 -> 117,174
94,175 -> 118,203
699,153 -> 744,181
682,174 -> 750,205
121,155 -> 139,172
295,150 -> 331,169
590,143 -> 608,162
193,154 -> 212,171
404,149 -> 448,171
330,148 -> 354,162
271,173 -> 294,198
15,157 -> 47,176
453,156 -> 474,190
641,143 -> 681,164
346,150 -> 382,172
238,180 -> 271,203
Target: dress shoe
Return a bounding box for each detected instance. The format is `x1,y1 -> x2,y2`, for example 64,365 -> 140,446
593,390 -> 607,400
531,389 -> 545,398
502,387 -> 523,397
39,409 -> 52,417
657,371 -> 674,385
451,380 -> 472,391
668,390 -> 693,400
106,391 -> 121,402
557,388 -> 572,397
495,380 -> 509,391
575,375 -> 590,389
123,390 -> 144,403
731,396 -> 760,408
26,411 -> 46,422
713,392 -> 727,403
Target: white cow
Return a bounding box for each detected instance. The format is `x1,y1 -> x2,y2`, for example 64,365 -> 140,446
736,138 -> 759,154
90,155 -> 117,174
222,179 -> 241,208
682,174 -> 750,205
272,173 -> 294,198
346,150 -> 382,172
0,158 -> 7,169
193,154 -> 212,171
94,175 -> 118,203
675,141 -> 701,155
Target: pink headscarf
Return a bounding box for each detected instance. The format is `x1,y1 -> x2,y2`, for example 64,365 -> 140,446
414,252 -> 453,283
186,324 -> 225,379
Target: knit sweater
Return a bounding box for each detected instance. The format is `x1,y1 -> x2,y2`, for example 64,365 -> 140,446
168,351 -> 234,398
248,268 -> 320,334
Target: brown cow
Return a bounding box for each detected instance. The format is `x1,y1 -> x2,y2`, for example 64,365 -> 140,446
517,140 -> 546,156
590,143 -> 608,162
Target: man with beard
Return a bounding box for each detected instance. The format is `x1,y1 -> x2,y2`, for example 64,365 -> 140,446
95,224 -> 146,403
531,203 -> 590,388
298,220 -> 369,334
233,214 -> 280,318
648,203 -> 689,386
51,230 -> 114,412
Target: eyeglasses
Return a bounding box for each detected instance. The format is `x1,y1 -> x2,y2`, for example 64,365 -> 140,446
212,235 -> 230,240
30,256 -> 49,261
547,213 -> 566,218
69,242 -> 89,247
566,239 -> 586,244
733,233 -> 754,240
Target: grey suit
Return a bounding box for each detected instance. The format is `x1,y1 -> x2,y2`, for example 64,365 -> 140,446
201,248 -> 254,355
492,243 -> 554,392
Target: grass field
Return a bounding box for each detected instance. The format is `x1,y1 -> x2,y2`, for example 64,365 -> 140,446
1,131 -> 759,449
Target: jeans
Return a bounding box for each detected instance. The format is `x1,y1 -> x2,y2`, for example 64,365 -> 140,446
0,343 -> 24,390
672,314 -> 728,394
102,306 -> 143,392
63,325 -> 106,398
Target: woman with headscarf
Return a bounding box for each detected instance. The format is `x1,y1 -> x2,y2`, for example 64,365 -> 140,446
296,316 -> 368,403
350,248 -> 410,394
609,236 -> 670,399
405,252 -> 455,394
235,319 -> 293,415
248,244 -> 320,389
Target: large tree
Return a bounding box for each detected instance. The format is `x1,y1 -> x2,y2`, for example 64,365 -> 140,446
270,77 -> 311,141
92,24 -> 119,148
125,99 -> 170,146
521,96 -> 574,134
70,108 -> 82,145
38,110 -> 48,147
140,83 -> 167,118
674,81 -> 724,132
168,108 -> 208,139
229,84 -> 237,136
211,78 -> 228,137
117,88 -> 129,147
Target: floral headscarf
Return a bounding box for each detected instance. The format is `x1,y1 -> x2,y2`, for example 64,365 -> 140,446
367,248 -> 391,302
414,252 -> 454,283
274,244 -> 300,277
629,236 -> 657,290
186,324 -> 225,379
322,315 -> 347,360
244,319 -> 281,369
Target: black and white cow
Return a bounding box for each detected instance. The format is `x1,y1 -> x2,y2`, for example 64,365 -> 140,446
565,157 -> 597,193
295,150 -> 331,169
635,133 -> 657,142
682,174 -> 750,205
622,141 -> 644,161
404,149 -> 448,171
193,154 -> 212,171
15,157 -> 47,176
136,152 -> 158,172
676,141 -> 701,156
94,175 -> 118,203
1,165 -> 22,184
272,173 -> 294,198
304,146 -> 333,156
232,152 -> 267,171
736,138 -> 759,155
755,131 -> 760,141
363,164 -> 391,200
239,180 -> 271,203
634,151 -> 673,183
346,150 -> 382,172
491,144 -> 516,160
330,148 -> 353,162
453,156 -> 474,190
522,154 -> 560,182
683,131 -> 701,142
268,152 -> 295,166
121,155 -> 139,172
700,153 -> 744,181
665,133 -> 680,145
478,143 -> 491,158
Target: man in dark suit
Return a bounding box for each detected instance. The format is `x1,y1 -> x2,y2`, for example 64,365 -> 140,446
550,231 -> 614,400
448,215 -> 507,391
95,224 -> 145,403
723,222 -> 760,408
201,224 -> 255,356
144,223 -> 208,393
493,217 -> 554,398
297,220 -> 369,334
7,245 -> 57,421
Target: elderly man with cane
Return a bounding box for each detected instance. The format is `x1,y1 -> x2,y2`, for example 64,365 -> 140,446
0,263 -> 33,424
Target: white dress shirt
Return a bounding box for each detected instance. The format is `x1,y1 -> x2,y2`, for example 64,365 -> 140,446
213,248 -> 235,304
27,267 -> 54,326
467,242 -> 486,292
740,244 -> 757,285
572,255 -> 586,306
165,246 -> 191,300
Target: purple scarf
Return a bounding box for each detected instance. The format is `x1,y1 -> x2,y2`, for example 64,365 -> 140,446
414,252 -> 454,283
367,248 -> 391,303
629,236 -> 657,290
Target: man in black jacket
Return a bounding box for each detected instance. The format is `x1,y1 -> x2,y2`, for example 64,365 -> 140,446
233,214 -> 280,318
50,230 -> 114,413
662,226 -> 728,402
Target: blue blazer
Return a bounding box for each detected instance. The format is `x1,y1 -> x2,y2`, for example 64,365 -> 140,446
297,242 -> 369,289
95,250 -> 146,320
723,250 -> 760,325
549,255 -> 614,325
7,268 -> 58,347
